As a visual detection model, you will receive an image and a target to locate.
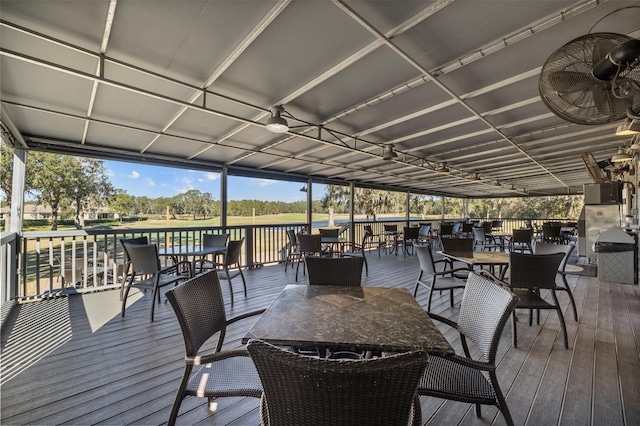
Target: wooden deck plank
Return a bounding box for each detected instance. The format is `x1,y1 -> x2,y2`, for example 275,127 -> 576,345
1,249 -> 638,426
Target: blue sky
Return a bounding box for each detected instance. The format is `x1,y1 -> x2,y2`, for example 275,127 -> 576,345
104,160 -> 315,202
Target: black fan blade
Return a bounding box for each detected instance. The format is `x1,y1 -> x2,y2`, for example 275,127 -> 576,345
550,70 -> 593,93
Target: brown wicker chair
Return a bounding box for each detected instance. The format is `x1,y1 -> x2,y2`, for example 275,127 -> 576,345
247,339 -> 428,426
413,244 -> 468,312
533,242 -> 578,321
402,226 -> 421,257
304,255 -> 364,286
508,252 -> 568,349
417,271 -> 518,426
120,242 -> 192,321
440,237 -> 474,280
165,271 -> 264,426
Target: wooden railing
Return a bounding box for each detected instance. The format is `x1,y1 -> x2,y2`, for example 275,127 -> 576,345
9,217 -> 573,302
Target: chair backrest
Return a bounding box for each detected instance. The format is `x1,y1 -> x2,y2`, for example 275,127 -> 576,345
512,228 -> 533,243
297,233 -> 323,255
482,221 -> 492,234
533,242 -> 574,272
419,224 -> 431,238
439,223 -> 454,237
457,272 -> 519,363
203,233 -> 229,248
542,225 -> 562,239
121,242 -> 161,275
247,339 -> 428,426
363,225 -> 374,235
509,252 -> 564,290
414,244 -> 437,275
166,271 -> 227,356
523,219 -> 533,229
120,236 -> 149,263
491,220 -> 503,230
384,224 -> 398,233
441,237 -> 474,256
472,227 -> 486,242
360,229 -> 372,247
319,228 -> 339,238
224,238 -> 244,266
286,229 -> 298,247
452,222 -> 462,233
403,226 -> 420,241
305,256 -> 364,286
462,222 -> 474,233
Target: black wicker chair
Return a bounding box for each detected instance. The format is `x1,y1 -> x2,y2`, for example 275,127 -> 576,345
165,271 -> 265,426
510,228 -> 533,253
340,230 -> 371,276
216,238 -> 247,305
193,233 -> 229,273
295,233 -> 324,281
417,271 -> 519,426
413,244 -> 469,312
440,237 -> 474,280
247,339 -> 428,426
508,252 -> 568,349
283,229 -> 301,272
402,226 -> 421,257
533,242 -> 578,321
305,255 -> 364,286
120,242 -> 192,321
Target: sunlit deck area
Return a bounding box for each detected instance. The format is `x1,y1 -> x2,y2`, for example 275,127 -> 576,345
1,250 -> 639,426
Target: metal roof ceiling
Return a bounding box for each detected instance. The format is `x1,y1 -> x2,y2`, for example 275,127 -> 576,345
1,0 -> 639,198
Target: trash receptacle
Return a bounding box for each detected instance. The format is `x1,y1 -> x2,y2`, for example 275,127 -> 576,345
593,227 -> 636,284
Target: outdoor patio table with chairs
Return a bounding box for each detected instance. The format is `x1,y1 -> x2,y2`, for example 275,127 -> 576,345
242,284 -> 454,357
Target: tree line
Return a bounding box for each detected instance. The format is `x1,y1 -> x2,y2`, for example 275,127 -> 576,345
2,145 -> 582,231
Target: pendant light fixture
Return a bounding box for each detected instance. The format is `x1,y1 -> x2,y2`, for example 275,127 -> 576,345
470,173 -> 482,183
611,147 -> 633,163
265,105 -> 289,133
436,162 -> 450,175
382,145 -> 398,160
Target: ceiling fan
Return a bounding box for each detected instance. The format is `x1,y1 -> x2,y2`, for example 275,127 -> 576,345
539,32 -> 640,125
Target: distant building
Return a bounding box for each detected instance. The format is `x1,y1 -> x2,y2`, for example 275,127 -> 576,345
0,204 -> 116,220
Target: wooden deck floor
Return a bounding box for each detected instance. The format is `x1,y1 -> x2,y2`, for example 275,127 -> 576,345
1,250 -> 639,426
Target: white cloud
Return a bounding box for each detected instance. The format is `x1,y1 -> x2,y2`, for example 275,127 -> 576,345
127,171 -> 140,179
251,178 -> 276,187
146,178 -> 156,187
204,172 -> 219,181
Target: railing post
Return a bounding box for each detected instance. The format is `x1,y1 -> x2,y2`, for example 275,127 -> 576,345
245,225 -> 255,268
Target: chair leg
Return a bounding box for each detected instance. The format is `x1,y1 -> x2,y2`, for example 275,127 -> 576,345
561,275 -> 578,321
363,256 -> 369,276
167,366 -> 192,426
121,275 -> 135,317
512,311 -> 518,348
150,285 -> 158,322
552,293 -> 569,349
225,269 -> 235,305
238,267 -> 247,297
449,289 -> 455,307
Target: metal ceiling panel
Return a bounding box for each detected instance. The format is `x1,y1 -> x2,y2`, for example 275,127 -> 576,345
2,0 -> 640,199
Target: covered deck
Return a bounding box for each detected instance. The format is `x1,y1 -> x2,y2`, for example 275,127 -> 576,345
1,250 -> 638,426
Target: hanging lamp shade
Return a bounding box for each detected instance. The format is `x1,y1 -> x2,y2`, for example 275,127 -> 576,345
611,147 -> 633,162
265,105 -> 289,133
470,174 -> 482,183
436,163 -> 450,175
382,145 -> 397,160
615,118 -> 640,136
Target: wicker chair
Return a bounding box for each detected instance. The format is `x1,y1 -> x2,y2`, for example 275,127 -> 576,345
247,339 -> 428,426
510,228 -> 533,253
216,238 -> 247,305
120,242 -> 192,321
413,244 -> 468,312
439,237 -> 474,280
473,227 -> 501,251
165,271 -> 264,426
533,242 -> 578,321
340,230 -> 371,276
283,229 -> 301,272
402,226 -> 421,257
193,233 -> 229,273
295,234 -> 324,281
508,252 -> 568,349
304,255 -> 364,287
417,271 -> 518,426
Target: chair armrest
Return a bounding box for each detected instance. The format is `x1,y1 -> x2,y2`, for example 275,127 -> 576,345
226,308 -> 266,327
427,312 -> 459,330
186,348 -> 251,365
433,267 -> 471,277
435,354 -> 496,371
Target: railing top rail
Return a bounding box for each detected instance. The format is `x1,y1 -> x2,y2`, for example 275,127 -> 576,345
1,232 -> 19,245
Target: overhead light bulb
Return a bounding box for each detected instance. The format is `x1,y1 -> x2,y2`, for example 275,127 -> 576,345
300,185 -> 307,192
493,181 -> 502,187
470,174 -> 482,183
509,184 -> 517,192
265,105 -> 289,133
611,147 -> 633,163
615,118 -> 640,136
382,145 -> 397,160
437,162 -> 450,175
